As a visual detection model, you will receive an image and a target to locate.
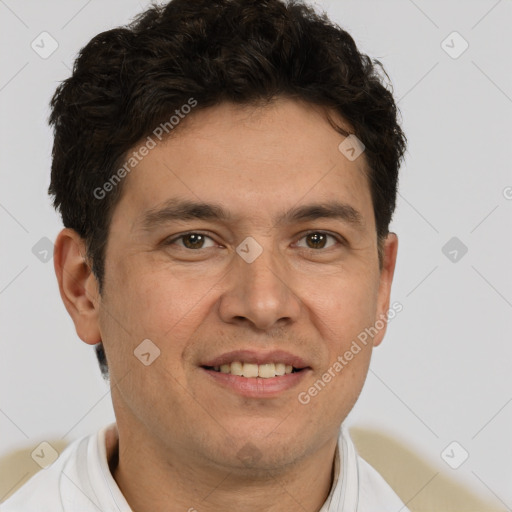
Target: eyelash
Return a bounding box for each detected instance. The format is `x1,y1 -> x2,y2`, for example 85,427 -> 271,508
165,230 -> 345,251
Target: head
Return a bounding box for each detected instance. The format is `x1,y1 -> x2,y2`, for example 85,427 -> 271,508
51,0 -> 406,474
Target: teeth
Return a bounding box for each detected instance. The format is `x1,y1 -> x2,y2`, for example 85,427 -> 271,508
210,361 -> 300,378
258,363 -> 275,378
242,363 -> 259,378
275,363 -> 286,376
230,361 -> 243,376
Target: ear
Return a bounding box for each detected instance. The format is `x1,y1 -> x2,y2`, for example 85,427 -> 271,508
53,228 -> 102,346
372,232 -> 399,348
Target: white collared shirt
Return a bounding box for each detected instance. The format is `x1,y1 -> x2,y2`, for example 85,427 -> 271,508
1,423 -> 409,511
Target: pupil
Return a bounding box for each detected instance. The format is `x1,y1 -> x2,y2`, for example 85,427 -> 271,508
184,234 -> 204,249
308,233 -> 325,249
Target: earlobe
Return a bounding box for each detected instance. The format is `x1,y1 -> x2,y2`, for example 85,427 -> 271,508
53,228 -> 102,346
372,232 -> 399,348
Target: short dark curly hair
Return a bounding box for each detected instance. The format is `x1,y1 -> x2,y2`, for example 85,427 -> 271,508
48,0 -> 406,378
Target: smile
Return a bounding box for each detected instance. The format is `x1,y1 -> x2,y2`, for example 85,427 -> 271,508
203,362 -> 304,378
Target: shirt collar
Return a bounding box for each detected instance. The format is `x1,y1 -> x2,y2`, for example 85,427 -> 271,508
319,424 -> 359,512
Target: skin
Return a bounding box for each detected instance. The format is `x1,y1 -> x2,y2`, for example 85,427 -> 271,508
54,97 -> 398,512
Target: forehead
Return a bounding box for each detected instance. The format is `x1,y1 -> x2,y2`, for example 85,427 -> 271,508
112,98 -> 374,231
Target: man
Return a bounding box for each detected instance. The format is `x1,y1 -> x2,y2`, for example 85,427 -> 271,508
2,0 -> 408,510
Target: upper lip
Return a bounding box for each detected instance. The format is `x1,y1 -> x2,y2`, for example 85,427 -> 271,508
201,350 -> 310,369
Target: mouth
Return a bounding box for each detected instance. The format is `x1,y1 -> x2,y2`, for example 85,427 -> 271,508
199,350 -> 311,398
202,362 -> 306,378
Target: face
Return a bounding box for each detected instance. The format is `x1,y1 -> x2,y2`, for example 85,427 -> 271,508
60,98 -> 398,473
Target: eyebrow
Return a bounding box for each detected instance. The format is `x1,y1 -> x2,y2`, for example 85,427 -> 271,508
139,198 -> 365,232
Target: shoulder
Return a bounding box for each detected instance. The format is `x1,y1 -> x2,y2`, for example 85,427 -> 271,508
1,431 -> 97,512
337,425 -> 410,512
356,450 -> 410,512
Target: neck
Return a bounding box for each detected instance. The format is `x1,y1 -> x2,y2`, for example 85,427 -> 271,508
110,425 -> 338,512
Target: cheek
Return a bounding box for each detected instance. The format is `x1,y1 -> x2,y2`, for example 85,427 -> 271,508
100,259 -> 228,382
109,260 -> 216,334
101,263 -> 212,433
314,273 -> 379,408
306,270 -> 380,346
299,270 -> 378,401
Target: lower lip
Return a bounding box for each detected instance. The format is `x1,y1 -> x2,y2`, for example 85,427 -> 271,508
201,368 -> 310,398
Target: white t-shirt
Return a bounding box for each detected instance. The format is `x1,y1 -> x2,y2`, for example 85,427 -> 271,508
1,423 -> 409,512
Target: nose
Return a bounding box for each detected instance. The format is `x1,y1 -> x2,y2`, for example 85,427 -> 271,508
217,242 -> 302,331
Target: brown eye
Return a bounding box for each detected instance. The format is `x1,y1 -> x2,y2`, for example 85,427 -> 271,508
182,233 -> 206,249
306,233 -> 327,249
296,232 -> 339,250
167,233 -> 216,250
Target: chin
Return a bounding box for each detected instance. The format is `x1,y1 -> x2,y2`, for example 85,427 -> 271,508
203,428 -> 310,473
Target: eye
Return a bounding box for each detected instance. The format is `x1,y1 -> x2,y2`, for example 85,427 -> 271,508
164,231 -> 343,252
295,231 -> 342,250
165,232 -> 217,250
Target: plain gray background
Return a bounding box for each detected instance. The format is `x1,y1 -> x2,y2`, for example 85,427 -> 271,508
1,0 -> 511,508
